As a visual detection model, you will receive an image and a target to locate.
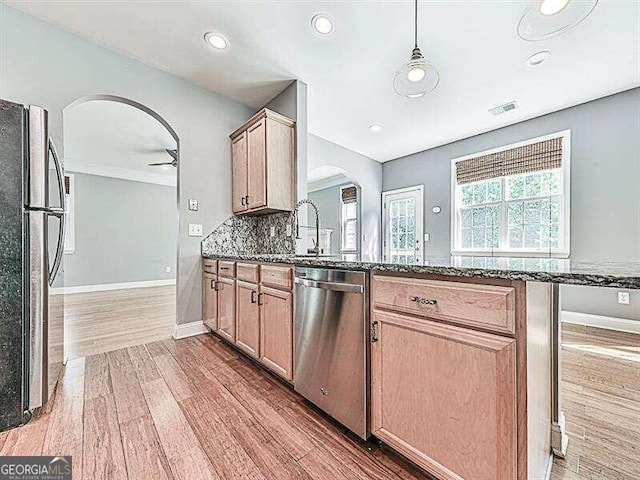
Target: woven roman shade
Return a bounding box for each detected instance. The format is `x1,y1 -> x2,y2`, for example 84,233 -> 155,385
341,185 -> 358,204
456,136 -> 563,184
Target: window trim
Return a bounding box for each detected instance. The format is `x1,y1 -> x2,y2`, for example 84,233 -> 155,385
339,183 -> 360,253
450,130 -> 571,258
63,173 -> 75,254
382,185 -> 425,262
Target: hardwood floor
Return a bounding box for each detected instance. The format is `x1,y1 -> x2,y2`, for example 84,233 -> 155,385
2,321 -> 637,479
550,323 -> 640,480
1,333 -> 429,480
64,285 -> 176,360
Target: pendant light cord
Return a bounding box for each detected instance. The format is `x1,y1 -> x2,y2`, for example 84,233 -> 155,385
414,0 -> 418,48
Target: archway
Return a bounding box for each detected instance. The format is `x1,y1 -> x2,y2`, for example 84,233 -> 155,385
61,95 -> 180,359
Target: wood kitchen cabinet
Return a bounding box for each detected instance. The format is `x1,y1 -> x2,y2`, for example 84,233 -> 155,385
230,108 -> 295,215
371,309 -> 517,480
216,276 -> 236,343
202,272 -> 218,331
235,280 -> 260,359
259,286 -> 293,382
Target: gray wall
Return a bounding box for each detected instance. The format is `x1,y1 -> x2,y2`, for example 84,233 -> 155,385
308,134 -> 382,259
383,88 -> 640,319
64,174 -> 176,287
0,5 -> 253,324
308,184 -> 342,254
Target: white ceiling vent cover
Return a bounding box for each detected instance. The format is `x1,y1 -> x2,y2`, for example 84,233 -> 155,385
489,101 -> 518,115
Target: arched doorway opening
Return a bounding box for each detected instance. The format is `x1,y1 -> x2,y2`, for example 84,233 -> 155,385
61,95 -> 180,359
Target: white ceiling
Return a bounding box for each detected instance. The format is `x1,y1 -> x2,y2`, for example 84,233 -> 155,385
10,1 -> 640,162
64,100 -> 177,183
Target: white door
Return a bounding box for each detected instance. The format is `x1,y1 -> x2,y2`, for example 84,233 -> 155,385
382,186 -> 424,263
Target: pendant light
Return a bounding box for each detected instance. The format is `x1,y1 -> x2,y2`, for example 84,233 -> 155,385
517,0 -> 599,41
393,0 -> 439,98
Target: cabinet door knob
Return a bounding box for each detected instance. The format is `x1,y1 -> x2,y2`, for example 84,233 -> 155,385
210,279 -> 218,291
371,320 -> 379,343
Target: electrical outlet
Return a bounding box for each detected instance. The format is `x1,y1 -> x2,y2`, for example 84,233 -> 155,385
270,226 -> 276,237
286,224 -> 292,237
618,291 -> 630,305
188,223 -> 203,237
165,266 -> 172,273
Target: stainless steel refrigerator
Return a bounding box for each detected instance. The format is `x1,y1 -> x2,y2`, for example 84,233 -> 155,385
0,99 -> 65,431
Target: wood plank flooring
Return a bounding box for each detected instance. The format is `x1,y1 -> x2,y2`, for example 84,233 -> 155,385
64,285 -> 176,360
2,333 -> 428,480
550,323 -> 640,480
3,323 -> 637,479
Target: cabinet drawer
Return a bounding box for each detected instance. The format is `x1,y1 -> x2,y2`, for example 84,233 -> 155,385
237,262 -> 259,283
218,261 -> 236,278
260,265 -> 292,290
203,259 -> 217,274
373,275 -> 515,335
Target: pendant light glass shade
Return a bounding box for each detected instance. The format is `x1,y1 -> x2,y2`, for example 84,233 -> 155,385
517,0 -> 599,41
393,0 -> 439,99
393,47 -> 439,98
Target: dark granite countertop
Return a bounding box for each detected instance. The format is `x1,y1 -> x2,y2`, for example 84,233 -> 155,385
201,252 -> 640,289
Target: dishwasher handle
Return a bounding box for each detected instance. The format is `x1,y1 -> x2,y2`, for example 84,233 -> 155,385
294,277 -> 364,294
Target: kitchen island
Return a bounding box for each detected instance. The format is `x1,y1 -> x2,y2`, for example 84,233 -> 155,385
200,252 -> 639,480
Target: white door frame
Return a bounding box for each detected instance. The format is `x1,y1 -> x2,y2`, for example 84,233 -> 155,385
382,185 -> 424,262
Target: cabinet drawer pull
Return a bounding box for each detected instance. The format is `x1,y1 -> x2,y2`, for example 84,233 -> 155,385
251,291 -> 257,304
257,293 -> 264,306
241,196 -> 246,206
245,195 -> 249,205
220,267 -> 230,270
210,280 -> 218,291
371,320 -> 379,343
410,296 -> 437,306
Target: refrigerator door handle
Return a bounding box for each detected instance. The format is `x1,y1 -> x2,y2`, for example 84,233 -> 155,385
48,139 -> 65,286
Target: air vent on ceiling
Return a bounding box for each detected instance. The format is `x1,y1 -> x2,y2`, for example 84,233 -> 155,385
489,101 -> 517,115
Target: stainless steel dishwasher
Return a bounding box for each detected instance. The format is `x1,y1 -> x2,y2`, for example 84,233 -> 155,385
294,267 -> 369,439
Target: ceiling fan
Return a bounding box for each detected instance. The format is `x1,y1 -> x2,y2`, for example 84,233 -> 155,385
148,148 -> 178,168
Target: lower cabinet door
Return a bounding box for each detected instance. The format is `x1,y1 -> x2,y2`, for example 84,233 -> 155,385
202,273 -> 218,330
371,309 -> 517,480
259,286 -> 293,381
217,277 -> 236,342
236,280 -> 260,358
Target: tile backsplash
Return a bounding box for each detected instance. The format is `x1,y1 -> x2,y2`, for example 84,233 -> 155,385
201,212 -> 295,256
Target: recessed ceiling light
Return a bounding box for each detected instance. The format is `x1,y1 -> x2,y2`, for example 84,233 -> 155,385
527,50 -> 551,67
204,32 -> 229,50
368,124 -> 382,132
311,14 -> 334,35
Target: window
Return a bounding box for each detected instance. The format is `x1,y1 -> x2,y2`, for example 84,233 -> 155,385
451,131 -> 570,257
382,185 -> 424,264
63,174 -> 75,254
340,185 -> 359,252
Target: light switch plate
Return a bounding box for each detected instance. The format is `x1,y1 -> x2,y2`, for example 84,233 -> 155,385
188,199 -> 198,211
165,266 -> 172,273
188,223 -> 203,237
424,233 -> 430,242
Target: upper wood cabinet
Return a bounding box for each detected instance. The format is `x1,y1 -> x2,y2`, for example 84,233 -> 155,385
230,108 -> 295,215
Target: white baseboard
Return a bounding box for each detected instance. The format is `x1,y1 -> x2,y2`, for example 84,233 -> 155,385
53,279 -> 176,295
561,310 -> 640,334
173,321 -> 210,340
